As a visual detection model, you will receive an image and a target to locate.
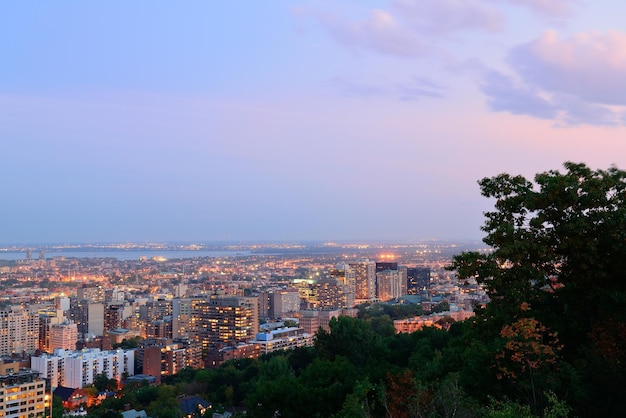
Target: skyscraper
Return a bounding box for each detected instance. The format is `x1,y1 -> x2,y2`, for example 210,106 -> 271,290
348,260 -> 376,303
407,267 -> 431,294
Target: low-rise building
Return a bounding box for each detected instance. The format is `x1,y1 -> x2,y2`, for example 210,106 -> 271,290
248,327 -> 314,355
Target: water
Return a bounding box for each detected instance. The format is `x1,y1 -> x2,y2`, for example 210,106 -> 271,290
0,249 -> 253,261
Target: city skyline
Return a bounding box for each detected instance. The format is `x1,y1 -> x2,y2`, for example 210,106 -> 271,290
2,1 -> 626,243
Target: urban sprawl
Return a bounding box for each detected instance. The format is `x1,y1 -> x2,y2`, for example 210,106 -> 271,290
0,241 -> 488,417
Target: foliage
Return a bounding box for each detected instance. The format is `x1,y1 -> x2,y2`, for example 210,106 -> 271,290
93,372 -> 119,392
112,336 -> 143,349
450,162 -> 626,415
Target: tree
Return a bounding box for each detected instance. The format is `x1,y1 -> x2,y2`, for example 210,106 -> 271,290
449,162 -> 626,415
93,372 -> 118,392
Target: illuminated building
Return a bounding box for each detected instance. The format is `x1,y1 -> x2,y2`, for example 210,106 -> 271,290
0,370 -> 46,418
407,267 -> 431,294
31,348 -> 134,389
348,260 -> 376,303
0,307 -> 38,356
185,296 -> 258,350
49,322 -> 78,352
249,327 -> 314,355
269,289 -> 301,319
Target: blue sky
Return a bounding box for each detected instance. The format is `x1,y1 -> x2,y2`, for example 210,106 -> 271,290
2,1 -> 626,243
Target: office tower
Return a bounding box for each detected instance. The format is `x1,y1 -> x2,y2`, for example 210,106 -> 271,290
348,260 -> 376,303
0,307 -> 38,356
407,267 -> 431,294
0,370 -> 46,418
31,348 -> 135,389
49,321 -> 78,351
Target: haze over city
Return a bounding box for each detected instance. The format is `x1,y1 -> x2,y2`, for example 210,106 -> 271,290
2,1 -> 626,244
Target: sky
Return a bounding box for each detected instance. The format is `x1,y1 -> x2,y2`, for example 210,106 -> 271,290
1,0 -> 626,244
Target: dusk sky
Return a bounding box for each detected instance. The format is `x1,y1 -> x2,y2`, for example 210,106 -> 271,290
2,1 -> 626,244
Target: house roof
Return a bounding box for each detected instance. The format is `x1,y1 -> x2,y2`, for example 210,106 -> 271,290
177,395 -> 210,414
53,386 -> 79,401
121,409 -> 148,418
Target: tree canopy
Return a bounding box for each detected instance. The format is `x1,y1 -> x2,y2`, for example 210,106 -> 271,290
450,162 -> 626,416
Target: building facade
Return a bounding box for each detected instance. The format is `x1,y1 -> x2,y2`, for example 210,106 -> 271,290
0,370 -> 46,418
31,348 -> 135,389
0,307 -> 38,356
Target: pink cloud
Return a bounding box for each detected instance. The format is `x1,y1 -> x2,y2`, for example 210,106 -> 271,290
391,0 -> 504,35
482,30 -> 626,126
318,9 -> 430,58
511,30 -> 626,105
507,0 -> 578,18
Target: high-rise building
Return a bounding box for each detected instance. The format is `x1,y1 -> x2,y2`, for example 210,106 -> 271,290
104,304 -> 126,331
315,277 -> 354,309
68,298 -> 89,337
186,296 -> 257,350
376,269 -> 402,302
330,264 -> 356,307
0,307 -> 38,356
88,303 -> 104,336
348,260 -> 376,303
269,289 -> 301,319
407,267 -> 431,294
172,298 -> 193,339
38,309 -> 63,352
49,321 -> 78,351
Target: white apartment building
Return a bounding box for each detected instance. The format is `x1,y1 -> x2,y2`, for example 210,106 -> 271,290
248,327 -> 314,355
31,348 -> 135,389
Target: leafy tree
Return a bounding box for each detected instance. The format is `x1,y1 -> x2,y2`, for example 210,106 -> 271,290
450,162 -> 626,415
93,372 -> 118,392
51,395 -> 64,418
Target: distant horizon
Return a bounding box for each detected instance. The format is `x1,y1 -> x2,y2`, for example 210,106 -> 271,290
0,237 -> 487,248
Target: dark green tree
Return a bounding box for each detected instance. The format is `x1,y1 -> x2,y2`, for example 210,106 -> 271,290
449,162 -> 626,416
